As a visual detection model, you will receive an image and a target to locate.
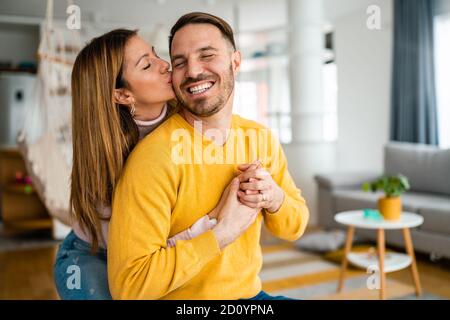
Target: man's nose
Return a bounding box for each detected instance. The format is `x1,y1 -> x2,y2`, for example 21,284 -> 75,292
185,60 -> 203,80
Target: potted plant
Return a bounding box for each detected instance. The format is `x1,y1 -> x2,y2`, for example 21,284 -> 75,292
362,174 -> 410,221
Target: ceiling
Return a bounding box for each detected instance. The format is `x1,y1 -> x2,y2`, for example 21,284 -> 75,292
0,0 -> 387,31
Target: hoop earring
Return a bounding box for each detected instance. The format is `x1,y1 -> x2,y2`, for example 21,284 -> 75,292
130,103 -> 136,118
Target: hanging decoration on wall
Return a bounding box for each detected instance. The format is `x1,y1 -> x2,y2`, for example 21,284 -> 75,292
16,0 -> 167,229
17,0 -> 82,226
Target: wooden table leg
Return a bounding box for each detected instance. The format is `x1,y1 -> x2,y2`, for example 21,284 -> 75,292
377,229 -> 386,300
337,226 -> 354,293
403,228 -> 422,297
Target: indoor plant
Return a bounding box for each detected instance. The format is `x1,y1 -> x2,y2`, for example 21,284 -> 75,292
362,174 -> 410,221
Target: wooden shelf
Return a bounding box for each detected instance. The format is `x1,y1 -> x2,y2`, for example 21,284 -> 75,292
4,184 -> 35,195
4,218 -> 53,231
0,148 -> 52,236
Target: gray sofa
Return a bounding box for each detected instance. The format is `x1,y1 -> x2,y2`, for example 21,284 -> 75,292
315,142 -> 450,259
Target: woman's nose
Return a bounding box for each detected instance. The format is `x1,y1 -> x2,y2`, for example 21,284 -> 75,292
161,60 -> 170,73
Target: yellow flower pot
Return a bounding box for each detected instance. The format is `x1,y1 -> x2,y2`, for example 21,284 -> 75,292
378,197 -> 402,221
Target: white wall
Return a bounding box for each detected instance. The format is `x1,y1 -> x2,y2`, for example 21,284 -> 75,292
236,0 -> 287,32
0,23 -> 39,65
334,0 -> 393,173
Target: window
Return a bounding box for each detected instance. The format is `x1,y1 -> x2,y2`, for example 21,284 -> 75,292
234,44 -> 292,144
234,29 -> 337,145
434,13 -> 450,149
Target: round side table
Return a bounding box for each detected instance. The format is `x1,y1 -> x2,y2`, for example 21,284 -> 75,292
334,210 -> 424,300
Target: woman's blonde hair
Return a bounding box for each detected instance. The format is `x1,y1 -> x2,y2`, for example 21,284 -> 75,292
70,29 -> 139,252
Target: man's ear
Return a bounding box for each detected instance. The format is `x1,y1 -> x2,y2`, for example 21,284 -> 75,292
231,50 -> 241,76
113,88 -> 134,106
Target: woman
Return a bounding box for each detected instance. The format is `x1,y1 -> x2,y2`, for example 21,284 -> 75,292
53,29 -> 238,299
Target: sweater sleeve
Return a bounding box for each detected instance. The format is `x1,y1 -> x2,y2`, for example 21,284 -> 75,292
166,215 -> 217,247
263,135 -> 310,242
107,148 -> 221,300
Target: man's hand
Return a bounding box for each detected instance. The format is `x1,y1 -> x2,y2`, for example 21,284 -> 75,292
236,162 -> 285,213
208,161 -> 263,221
207,183 -> 231,220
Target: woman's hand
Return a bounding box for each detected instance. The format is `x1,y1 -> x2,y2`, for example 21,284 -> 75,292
236,162 -> 285,213
211,178 -> 260,249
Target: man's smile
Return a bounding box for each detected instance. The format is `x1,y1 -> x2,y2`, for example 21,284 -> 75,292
185,80 -> 216,97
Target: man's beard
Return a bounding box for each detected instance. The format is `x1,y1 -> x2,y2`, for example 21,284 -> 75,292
176,65 -> 235,118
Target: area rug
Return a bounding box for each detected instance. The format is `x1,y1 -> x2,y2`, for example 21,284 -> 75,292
260,243 -> 447,300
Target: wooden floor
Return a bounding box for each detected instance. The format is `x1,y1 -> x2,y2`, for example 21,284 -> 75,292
1,238 -> 450,299
390,254 -> 450,299
0,246 -> 59,299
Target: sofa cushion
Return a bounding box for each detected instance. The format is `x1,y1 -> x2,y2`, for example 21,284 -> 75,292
333,189 -> 424,213
419,207 -> 450,236
315,172 -> 381,189
384,142 -> 450,196
332,189 -> 450,235
333,189 -> 384,212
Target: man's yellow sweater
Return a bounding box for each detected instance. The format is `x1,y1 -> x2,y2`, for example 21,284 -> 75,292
108,112 -> 309,299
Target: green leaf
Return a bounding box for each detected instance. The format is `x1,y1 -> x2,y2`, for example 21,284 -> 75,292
362,182 -> 370,192
361,174 -> 410,197
399,174 -> 410,190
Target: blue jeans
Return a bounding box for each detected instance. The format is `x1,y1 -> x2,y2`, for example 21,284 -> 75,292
245,291 -> 295,300
53,230 -> 112,300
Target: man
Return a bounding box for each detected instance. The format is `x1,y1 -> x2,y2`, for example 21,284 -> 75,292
108,12 -> 309,300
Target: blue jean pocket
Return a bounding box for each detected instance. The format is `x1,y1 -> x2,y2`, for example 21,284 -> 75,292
54,231 -> 111,300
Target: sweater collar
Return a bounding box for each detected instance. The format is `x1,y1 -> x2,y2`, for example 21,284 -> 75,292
133,104 -> 168,127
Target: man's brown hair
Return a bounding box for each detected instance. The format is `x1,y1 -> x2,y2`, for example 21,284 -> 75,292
169,12 -> 236,52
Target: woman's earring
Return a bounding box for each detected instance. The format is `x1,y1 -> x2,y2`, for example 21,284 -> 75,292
130,103 -> 136,118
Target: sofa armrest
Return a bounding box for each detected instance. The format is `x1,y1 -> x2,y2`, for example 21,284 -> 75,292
314,172 -> 381,190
